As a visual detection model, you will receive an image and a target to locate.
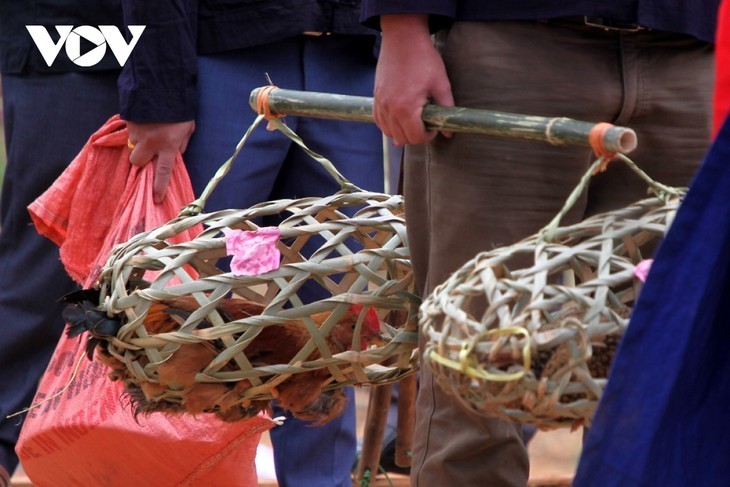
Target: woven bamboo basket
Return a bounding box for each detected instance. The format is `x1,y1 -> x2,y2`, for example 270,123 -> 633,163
420,155 -> 684,430
91,114 -> 420,420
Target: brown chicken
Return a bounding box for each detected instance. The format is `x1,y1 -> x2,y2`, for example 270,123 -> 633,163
238,304 -> 383,425
64,291 -> 383,424
172,302 -> 383,424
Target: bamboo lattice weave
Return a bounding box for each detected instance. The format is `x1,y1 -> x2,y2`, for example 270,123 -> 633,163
421,196 -> 680,429
93,188 -> 419,417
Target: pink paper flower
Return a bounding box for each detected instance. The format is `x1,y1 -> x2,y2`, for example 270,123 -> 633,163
225,227 -> 282,276
633,259 -> 654,283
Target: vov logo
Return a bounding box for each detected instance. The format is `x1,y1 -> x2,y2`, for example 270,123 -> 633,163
26,25 -> 145,67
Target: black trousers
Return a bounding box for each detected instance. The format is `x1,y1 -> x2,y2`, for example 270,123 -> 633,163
0,71 -> 119,475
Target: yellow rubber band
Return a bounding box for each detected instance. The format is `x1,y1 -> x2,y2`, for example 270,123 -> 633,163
430,327 -> 531,382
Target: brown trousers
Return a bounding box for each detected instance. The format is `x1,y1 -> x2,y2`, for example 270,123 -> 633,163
405,20 -> 714,486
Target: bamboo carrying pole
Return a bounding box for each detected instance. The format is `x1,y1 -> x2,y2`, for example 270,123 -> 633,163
249,87 -> 638,154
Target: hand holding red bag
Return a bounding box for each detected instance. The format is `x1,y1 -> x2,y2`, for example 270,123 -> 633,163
19,115 -> 272,486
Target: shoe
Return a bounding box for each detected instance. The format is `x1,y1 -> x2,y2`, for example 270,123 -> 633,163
522,424 -> 538,445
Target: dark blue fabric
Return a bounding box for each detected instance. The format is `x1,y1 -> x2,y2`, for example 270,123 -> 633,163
573,116 -> 730,486
119,0 -> 378,122
183,36 -> 384,209
0,71 -> 119,475
360,0 -> 719,42
270,388 -> 358,487
196,0 -> 375,53
181,35 -> 384,487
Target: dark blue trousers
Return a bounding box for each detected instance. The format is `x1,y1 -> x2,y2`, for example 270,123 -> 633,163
183,34 -> 384,487
0,71 -> 119,475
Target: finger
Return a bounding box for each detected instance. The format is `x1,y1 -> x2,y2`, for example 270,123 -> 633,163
152,151 -> 176,204
178,122 -> 195,154
430,84 -> 455,139
372,99 -> 394,139
378,100 -> 424,145
128,143 -> 156,167
385,115 -> 410,147
375,106 -> 410,147
397,106 -> 434,145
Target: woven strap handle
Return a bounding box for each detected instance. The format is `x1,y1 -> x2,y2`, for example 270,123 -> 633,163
540,153 -> 685,241
180,110 -> 358,217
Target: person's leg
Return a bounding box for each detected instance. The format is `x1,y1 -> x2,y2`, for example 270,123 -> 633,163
185,36 -> 381,486
187,36 -> 383,211
0,71 -> 119,477
585,30 -> 713,215
183,41 -> 303,211
407,20 -> 650,486
579,32 -> 712,454
266,34 -> 384,487
408,21 -> 712,486
272,34 -> 384,197
270,387 -> 358,487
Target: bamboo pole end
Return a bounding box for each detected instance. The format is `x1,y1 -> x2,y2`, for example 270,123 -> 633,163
615,128 -> 638,154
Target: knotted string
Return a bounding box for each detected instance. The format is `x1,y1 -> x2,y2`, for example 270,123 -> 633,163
589,122 -> 618,174
254,85 -> 286,130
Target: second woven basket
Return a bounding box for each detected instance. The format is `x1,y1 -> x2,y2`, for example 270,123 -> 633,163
420,155 -> 683,429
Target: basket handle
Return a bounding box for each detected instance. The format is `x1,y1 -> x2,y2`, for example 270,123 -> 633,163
249,87 -> 638,154
180,112 -> 359,217
539,154 -> 685,241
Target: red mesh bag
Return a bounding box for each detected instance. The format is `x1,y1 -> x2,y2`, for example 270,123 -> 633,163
18,115 -> 272,486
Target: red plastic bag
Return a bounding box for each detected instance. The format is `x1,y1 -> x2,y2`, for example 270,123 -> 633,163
27,115 -> 195,285
18,115 -> 272,486
715,0 -> 730,137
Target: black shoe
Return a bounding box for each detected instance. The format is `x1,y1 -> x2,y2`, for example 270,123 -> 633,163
522,424 -> 538,445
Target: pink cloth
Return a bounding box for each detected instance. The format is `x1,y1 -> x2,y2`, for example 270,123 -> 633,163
634,259 -> 654,283
226,227 -> 282,276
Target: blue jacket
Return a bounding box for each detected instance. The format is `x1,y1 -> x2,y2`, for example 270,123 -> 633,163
119,0 -> 375,122
361,0 -> 719,43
